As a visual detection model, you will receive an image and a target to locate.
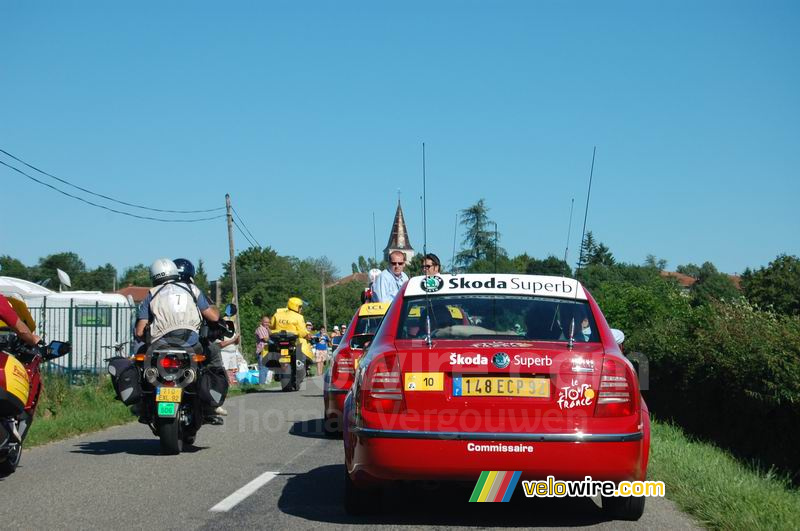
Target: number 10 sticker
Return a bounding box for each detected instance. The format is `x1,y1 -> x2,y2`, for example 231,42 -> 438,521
404,372 -> 444,391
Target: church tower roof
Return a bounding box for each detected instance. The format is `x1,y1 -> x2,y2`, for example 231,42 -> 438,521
383,199 -> 415,261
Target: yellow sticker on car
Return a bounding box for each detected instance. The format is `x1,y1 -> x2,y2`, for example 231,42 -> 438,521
359,302 -> 391,317
404,372 -> 444,391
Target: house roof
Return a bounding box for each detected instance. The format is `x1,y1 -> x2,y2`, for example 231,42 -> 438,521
116,286 -> 150,303
326,272 -> 368,289
660,271 -> 697,288
383,200 -> 414,253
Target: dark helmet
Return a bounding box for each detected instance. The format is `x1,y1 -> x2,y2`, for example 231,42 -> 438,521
173,258 -> 195,283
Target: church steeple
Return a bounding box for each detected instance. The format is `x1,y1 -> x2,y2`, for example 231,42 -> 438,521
383,199 -> 415,263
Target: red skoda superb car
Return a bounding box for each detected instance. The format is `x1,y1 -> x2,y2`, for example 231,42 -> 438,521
324,302 -> 390,435
343,274 -> 650,519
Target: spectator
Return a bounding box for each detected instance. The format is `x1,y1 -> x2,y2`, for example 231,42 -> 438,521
373,251 -> 409,303
255,315 -> 270,386
423,253 -> 442,275
314,326 -> 330,376
331,325 -> 342,349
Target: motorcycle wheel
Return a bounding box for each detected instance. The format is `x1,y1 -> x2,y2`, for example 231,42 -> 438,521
157,417 -> 183,455
0,444 -> 21,475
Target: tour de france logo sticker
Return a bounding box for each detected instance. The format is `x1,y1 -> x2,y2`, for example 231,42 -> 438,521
421,275 -> 445,293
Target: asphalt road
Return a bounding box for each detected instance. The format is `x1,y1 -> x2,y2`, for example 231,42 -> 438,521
1,376 -> 700,530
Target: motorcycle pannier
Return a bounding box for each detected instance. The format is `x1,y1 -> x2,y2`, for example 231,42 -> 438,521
108,357 -> 142,406
198,366 -> 229,407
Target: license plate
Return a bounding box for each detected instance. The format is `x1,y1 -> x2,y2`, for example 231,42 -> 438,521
405,372 -> 444,391
156,387 -> 182,402
157,402 -> 178,417
281,348 -> 289,355
279,356 -> 291,363
452,376 -> 550,397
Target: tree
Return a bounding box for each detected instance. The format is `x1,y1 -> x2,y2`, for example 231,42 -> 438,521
526,256 -> 572,277
676,263 -> 702,279
587,243 -> 615,267
577,231 -> 598,270
78,264 -> 117,291
351,256 -> 384,274
30,252 -> 87,288
120,264 -> 151,286
195,259 -> 210,295
455,199 -> 504,269
690,261 -> 741,305
0,256 -> 30,280
644,254 -> 668,271
741,254 -> 800,315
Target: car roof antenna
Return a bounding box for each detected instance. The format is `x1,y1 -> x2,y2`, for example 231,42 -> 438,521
568,317 -> 575,351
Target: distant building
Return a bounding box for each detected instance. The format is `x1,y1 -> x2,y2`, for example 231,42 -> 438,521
383,199 -> 415,263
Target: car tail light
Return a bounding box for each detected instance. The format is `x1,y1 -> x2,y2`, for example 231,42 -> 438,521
331,351 -> 355,389
362,354 -> 403,414
595,357 -> 636,417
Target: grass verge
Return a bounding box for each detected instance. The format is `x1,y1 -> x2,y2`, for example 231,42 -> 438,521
26,375 -> 282,447
649,419 -> 800,530
26,374 -> 134,447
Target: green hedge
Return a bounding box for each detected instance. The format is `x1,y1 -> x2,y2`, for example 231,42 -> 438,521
592,280 -> 800,480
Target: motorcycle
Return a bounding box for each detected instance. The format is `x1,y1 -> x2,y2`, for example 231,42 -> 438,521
0,334 -> 70,475
264,331 -> 310,392
108,304 -> 237,455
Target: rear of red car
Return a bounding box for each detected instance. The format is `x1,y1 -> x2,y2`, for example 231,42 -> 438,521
324,303 -> 389,433
344,274 -> 649,495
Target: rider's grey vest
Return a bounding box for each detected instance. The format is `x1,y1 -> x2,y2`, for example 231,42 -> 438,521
148,282 -> 202,341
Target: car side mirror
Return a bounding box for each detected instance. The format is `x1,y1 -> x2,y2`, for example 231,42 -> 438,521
610,328 -> 625,345
350,333 -> 374,351
224,303 -> 237,317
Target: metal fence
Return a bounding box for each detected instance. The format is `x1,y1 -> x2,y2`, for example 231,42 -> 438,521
30,303 -> 138,381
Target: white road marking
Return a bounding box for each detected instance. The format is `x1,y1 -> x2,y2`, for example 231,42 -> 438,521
209,471 -> 278,512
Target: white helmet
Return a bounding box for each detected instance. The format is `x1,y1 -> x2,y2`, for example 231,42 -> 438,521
150,258 -> 179,286
368,268 -> 381,284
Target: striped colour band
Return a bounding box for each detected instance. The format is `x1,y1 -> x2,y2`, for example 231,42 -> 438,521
469,471 -> 522,502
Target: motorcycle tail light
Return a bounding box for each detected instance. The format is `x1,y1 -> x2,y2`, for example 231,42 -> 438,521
159,357 -> 182,370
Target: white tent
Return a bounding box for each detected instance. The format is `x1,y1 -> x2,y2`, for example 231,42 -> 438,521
0,276 -> 136,373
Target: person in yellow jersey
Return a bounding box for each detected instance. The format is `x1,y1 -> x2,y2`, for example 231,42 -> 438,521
270,297 -> 314,363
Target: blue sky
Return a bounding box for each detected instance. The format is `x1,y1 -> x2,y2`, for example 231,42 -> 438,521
2,1 -> 798,280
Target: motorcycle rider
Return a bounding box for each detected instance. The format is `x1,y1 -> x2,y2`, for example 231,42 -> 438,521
134,258 -> 227,419
270,297 -> 314,367
0,294 -> 40,347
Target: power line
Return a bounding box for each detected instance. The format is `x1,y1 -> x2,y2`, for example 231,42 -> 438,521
0,147 -> 225,214
1,159 -> 225,223
231,205 -> 262,248
231,218 -> 257,248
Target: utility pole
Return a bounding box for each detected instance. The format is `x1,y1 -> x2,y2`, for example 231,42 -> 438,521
225,194 -> 241,334
493,221 -> 498,272
321,273 -> 327,331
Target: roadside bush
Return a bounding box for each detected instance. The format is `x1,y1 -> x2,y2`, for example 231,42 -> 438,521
591,278 -> 800,480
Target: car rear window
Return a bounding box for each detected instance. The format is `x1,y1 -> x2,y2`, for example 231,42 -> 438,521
355,315 -> 384,334
396,294 -> 599,342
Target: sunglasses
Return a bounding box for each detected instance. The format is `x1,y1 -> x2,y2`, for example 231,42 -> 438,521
423,264 -> 435,269
391,261 -> 405,266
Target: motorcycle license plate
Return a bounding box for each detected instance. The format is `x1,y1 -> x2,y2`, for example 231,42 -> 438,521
157,402 -> 178,417
280,348 -> 289,355
156,387 -> 182,402
279,356 -> 291,363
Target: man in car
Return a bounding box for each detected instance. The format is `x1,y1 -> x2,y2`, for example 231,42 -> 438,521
373,251 -> 408,303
